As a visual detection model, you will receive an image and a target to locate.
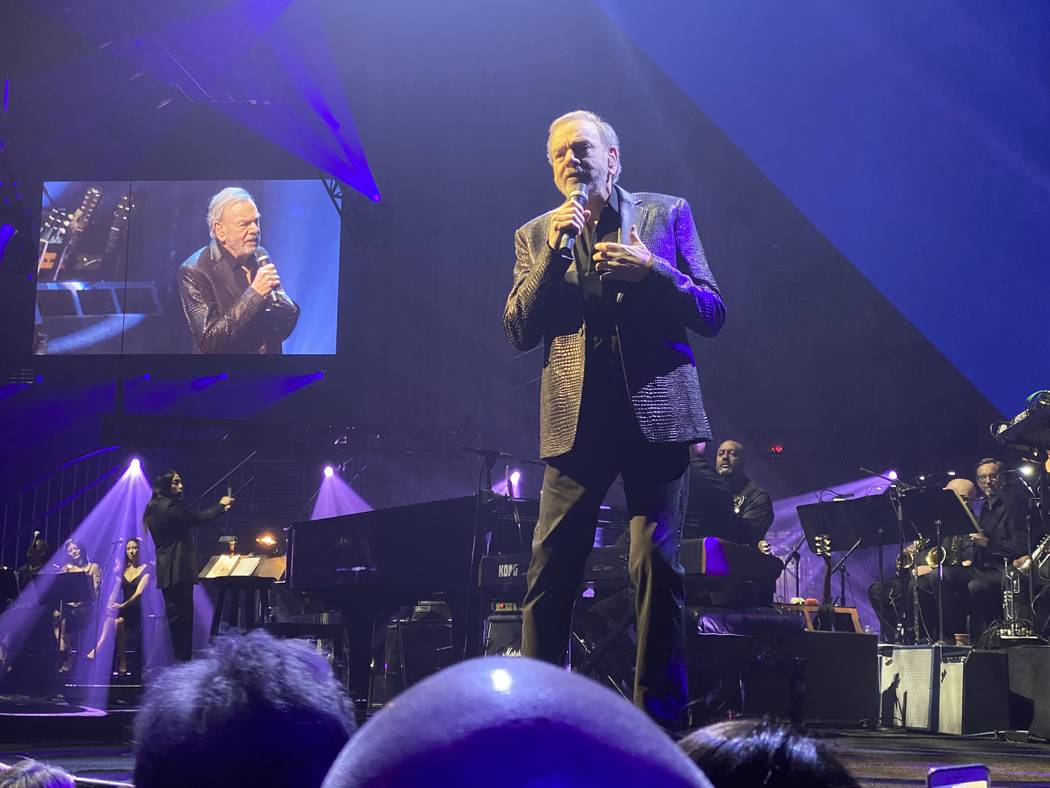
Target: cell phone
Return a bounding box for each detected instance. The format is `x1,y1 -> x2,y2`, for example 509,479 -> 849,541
227,485 -> 233,498
927,764 -> 990,788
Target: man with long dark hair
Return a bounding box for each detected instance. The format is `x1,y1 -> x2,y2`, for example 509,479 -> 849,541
144,471 -> 233,661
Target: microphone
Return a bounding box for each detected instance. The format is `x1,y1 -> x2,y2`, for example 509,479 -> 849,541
557,183 -> 590,254
255,250 -> 281,306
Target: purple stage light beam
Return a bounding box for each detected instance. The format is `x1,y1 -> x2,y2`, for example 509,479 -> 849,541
310,472 -> 372,520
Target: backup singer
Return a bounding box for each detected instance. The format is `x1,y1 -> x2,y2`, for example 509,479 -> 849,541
503,109 -> 725,726
178,187 -> 300,354
144,471 -> 233,661
87,537 -> 152,676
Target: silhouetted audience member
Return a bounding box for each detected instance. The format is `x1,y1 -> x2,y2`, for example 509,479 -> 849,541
133,629 -> 355,788
0,759 -> 75,788
322,656 -> 711,788
680,719 -> 859,788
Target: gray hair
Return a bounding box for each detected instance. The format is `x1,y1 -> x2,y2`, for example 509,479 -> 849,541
207,187 -> 255,239
546,110 -> 622,183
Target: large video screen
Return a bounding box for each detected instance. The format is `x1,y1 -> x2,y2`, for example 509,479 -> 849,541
34,179 -> 340,355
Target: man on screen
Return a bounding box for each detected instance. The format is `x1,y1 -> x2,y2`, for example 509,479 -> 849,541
178,187 -> 299,353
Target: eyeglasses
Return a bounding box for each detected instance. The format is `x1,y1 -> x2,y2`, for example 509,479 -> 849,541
976,473 -> 1000,482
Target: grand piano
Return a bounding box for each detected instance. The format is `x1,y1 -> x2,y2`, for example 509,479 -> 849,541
286,496 -> 479,700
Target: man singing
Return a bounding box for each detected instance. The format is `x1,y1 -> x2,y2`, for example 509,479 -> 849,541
503,109 -> 725,727
178,187 -> 299,354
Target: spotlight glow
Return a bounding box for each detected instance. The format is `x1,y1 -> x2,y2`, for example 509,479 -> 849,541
323,465 -> 335,478
887,469 -> 899,481
1020,464 -> 1036,478
128,457 -> 142,474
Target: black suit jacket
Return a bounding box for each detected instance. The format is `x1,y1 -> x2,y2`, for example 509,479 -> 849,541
146,497 -> 224,589
178,243 -> 300,354
504,186 -> 725,458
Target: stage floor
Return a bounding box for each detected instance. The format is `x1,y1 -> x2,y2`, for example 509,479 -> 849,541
2,727 -> 1048,786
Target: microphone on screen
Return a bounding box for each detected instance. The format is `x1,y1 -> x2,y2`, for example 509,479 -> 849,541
255,250 -> 282,306
557,182 -> 590,254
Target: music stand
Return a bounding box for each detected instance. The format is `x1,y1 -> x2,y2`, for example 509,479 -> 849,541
899,488 -> 978,642
798,496 -> 899,632
25,572 -> 95,608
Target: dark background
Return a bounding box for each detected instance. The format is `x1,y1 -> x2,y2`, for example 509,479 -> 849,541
0,0 -> 1040,525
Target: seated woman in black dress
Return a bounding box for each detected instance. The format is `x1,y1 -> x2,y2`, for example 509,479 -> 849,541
87,537 -> 151,676
54,539 -> 101,672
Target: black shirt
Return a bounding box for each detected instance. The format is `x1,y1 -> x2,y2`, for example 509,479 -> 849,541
976,488 -> 1031,565
574,188 -> 622,362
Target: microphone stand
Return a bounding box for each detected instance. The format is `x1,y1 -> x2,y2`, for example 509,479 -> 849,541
832,537 -> 863,608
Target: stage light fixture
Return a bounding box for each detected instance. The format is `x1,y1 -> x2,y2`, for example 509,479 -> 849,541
128,458 -> 142,474
1020,464 -> 1036,478
887,469 -> 899,481
323,465 -> 335,478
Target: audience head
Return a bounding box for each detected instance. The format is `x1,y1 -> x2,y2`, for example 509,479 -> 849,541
133,629 -> 355,788
0,759 -> 75,788
322,656 -> 710,788
680,718 -> 859,788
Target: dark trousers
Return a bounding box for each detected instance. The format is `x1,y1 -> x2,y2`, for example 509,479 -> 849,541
914,565 -> 973,641
521,366 -> 690,722
868,576 -> 910,642
161,581 -> 195,661
968,567 -> 1005,639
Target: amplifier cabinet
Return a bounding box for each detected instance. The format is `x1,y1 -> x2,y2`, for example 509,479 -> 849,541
879,645 -> 969,731
938,650 -> 1009,735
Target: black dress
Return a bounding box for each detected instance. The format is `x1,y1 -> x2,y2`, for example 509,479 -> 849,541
120,566 -> 148,633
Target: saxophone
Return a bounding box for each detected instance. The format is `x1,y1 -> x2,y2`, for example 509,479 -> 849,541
1017,532 -> 1050,577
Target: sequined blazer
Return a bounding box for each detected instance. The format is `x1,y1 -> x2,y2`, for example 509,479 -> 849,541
503,186 -> 725,459
178,243 -> 300,354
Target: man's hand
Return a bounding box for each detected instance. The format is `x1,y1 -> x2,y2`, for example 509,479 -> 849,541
757,540 -> 772,556
593,224 -> 653,282
250,263 -> 280,297
970,533 -> 989,547
546,199 -> 591,250
219,495 -> 235,511
1014,555 -> 1031,571
108,601 -> 122,613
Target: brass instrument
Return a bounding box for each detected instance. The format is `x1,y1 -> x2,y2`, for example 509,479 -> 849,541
1017,532 -> 1050,579
895,537 -> 929,574
924,534 -> 967,568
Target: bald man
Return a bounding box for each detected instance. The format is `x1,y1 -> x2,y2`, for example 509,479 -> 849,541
868,477 -> 979,643
714,440 -> 773,548
910,477 -> 980,642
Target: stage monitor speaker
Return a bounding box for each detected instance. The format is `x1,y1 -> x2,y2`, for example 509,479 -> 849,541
937,650 -> 1009,735
1007,645 -> 1050,738
879,644 -> 969,731
776,631 -> 877,725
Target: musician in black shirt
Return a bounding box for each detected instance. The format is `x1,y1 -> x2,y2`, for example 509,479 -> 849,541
968,458 -> 1033,638
714,440 -> 774,549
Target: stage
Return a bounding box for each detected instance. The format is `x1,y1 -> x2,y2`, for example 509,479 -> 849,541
3,719 -> 1049,787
